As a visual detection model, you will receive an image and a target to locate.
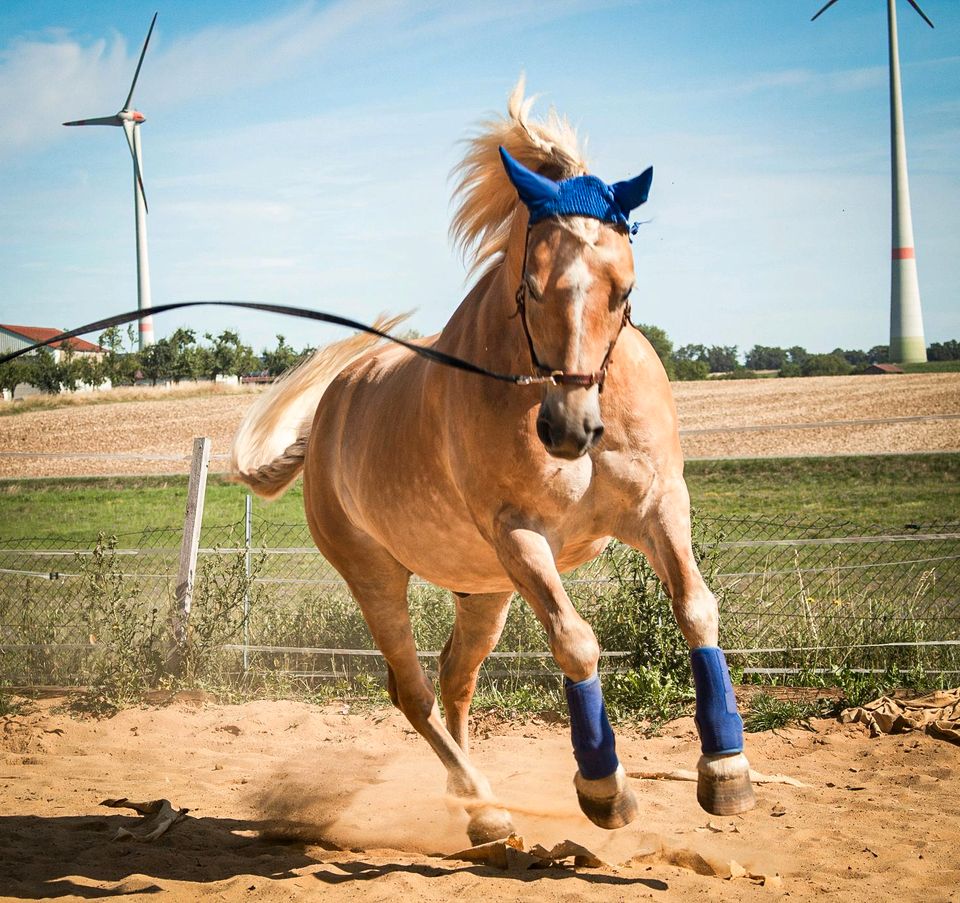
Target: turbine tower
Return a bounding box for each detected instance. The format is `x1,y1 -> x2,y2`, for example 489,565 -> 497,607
63,12 -> 158,351
812,0 -> 933,363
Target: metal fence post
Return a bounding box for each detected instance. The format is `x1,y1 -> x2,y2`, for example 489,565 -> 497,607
244,493 -> 252,674
169,437 -> 211,676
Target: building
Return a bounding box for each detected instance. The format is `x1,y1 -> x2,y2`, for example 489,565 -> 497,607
0,324 -> 108,400
0,324 -> 105,363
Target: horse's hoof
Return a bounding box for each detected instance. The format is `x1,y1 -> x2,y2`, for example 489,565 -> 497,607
466,805 -> 515,845
574,764 -> 638,829
696,752 -> 756,815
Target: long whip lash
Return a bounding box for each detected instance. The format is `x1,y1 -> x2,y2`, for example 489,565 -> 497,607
0,300 -> 550,386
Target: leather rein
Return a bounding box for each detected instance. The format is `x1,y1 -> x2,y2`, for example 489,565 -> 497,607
0,229 -> 633,391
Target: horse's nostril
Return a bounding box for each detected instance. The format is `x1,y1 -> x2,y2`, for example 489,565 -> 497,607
536,416 -> 554,447
591,423 -> 605,444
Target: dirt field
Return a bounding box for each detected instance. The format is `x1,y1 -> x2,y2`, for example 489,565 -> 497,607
0,372 -> 958,478
2,696 -> 958,902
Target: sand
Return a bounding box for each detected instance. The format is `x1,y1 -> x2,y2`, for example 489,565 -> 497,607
0,372 -> 958,478
2,695 -> 959,901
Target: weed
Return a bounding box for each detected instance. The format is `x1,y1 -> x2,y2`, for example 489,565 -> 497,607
743,693 -> 831,733
73,535 -> 167,714
0,693 -> 25,716
603,666 -> 694,726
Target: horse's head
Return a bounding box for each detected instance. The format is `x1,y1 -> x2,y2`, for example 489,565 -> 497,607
499,147 -> 652,460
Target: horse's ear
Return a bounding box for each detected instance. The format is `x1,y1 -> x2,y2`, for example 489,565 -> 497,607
611,166 -> 653,216
498,146 -> 559,211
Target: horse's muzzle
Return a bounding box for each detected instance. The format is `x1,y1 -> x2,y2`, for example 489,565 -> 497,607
536,405 -> 605,459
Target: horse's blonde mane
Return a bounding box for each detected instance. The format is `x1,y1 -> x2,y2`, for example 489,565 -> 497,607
450,77 -> 588,283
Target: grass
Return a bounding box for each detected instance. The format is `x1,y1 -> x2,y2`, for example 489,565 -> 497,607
742,692 -> 833,732
1,453 -> 956,542
684,453 -> 959,525
0,474 -> 304,542
901,361 -> 960,374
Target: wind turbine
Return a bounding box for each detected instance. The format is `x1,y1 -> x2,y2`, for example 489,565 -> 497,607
63,12 -> 158,351
812,0 -> 933,363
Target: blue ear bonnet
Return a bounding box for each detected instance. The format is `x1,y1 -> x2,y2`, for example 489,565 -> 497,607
498,146 -> 652,227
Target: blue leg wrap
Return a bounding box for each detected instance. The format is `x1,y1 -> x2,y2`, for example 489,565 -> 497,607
565,673 -> 619,780
690,647 -> 744,755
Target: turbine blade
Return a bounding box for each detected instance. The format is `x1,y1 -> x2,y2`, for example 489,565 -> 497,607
63,115 -> 122,126
123,11 -> 158,111
905,0 -> 935,28
810,0 -> 842,22
122,120 -> 149,214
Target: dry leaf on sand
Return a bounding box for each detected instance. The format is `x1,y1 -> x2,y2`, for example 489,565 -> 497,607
100,797 -> 189,842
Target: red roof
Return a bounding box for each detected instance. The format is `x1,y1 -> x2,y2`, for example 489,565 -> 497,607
0,324 -> 104,354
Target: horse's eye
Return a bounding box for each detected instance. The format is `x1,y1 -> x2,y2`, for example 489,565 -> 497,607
620,285 -> 634,304
525,276 -> 543,301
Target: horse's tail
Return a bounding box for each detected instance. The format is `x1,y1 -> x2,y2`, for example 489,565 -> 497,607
230,314 -> 408,500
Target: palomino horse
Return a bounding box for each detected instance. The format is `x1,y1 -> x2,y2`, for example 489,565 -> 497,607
231,80 -> 755,844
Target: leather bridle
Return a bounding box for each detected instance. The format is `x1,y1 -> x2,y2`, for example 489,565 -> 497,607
513,226 -> 631,392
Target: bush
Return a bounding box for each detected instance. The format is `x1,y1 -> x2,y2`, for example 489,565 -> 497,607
801,353 -> 853,377
673,359 -> 709,381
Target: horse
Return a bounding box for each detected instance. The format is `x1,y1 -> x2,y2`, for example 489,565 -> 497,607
230,79 -> 755,845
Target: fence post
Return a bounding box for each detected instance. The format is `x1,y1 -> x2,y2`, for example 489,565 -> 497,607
169,437 -> 211,676
243,493 -> 252,675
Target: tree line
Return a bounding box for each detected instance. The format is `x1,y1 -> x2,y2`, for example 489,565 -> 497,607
636,325 -> 960,381
0,326 -> 312,396
3,322 -> 959,397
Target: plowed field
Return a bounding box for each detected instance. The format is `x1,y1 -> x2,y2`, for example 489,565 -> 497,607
0,373 -> 958,477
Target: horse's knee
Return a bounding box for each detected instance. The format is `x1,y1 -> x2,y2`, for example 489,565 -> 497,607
551,620 -> 600,682
672,584 -> 719,649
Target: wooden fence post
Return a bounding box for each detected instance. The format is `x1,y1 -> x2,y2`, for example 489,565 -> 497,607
169,437 -> 211,676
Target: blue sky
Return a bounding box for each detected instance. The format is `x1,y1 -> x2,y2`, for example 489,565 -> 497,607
1,0 -> 957,357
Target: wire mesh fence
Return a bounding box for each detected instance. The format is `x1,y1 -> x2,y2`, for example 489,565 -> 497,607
1,507 -> 958,688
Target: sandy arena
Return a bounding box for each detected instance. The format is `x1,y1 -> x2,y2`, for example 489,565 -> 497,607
2,696 -> 959,901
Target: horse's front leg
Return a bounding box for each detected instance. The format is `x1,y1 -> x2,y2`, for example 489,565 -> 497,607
493,511 -> 638,829
616,479 -> 756,816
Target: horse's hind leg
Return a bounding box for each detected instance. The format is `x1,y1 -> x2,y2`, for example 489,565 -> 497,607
616,479 -> 756,816
439,592 -> 512,753
345,567 -> 515,845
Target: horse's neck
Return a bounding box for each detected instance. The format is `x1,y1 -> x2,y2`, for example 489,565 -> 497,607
440,266 -> 528,374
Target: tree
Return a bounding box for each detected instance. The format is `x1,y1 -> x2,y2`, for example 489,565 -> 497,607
204,330 -> 259,378
745,345 -> 787,371
168,328 -> 203,383
787,346 -> 809,367
0,359 -> 32,397
56,341 -> 86,392
834,347 -> 868,367
867,345 -> 889,364
29,349 -> 63,394
99,326 -> 139,386
261,334 -> 299,377
706,345 -> 739,373
674,343 -> 707,363
140,339 -> 175,385
637,323 -> 675,380
928,340 -> 960,361
77,354 -> 108,389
